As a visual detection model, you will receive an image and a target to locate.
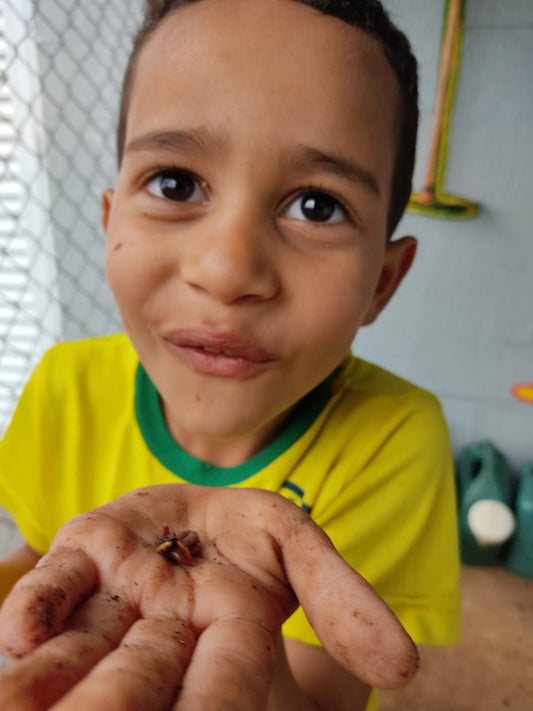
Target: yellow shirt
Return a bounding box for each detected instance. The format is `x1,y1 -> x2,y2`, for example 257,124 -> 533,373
0,334 -> 460,708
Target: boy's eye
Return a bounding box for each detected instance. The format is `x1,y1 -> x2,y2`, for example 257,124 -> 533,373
146,169 -> 207,203
285,190 -> 346,224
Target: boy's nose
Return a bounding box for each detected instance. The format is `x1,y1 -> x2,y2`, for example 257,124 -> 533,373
180,208 -> 280,305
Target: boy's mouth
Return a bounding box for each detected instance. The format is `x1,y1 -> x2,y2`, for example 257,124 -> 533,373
162,328 -> 275,378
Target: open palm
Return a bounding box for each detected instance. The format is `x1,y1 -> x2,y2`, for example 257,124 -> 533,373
0,484 -> 417,710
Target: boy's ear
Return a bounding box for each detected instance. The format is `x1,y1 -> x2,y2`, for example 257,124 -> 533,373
363,236 -> 417,326
101,189 -> 115,234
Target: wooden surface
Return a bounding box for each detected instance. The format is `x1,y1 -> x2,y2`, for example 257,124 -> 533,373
380,565 -> 533,710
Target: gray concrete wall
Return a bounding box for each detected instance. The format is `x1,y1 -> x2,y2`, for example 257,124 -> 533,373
356,0 -> 533,469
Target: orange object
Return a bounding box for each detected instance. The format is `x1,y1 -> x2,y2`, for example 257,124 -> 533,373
511,384 -> 533,405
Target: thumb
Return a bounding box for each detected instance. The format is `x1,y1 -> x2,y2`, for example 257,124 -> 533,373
281,514 -> 419,689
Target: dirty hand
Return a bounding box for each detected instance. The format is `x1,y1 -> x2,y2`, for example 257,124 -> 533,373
0,484 -> 417,710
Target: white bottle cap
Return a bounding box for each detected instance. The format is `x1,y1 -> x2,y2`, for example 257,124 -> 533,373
467,499 -> 516,547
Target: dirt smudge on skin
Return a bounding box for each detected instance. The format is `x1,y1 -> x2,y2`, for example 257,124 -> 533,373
172,631 -> 190,647
28,587 -> 68,637
3,645 -> 22,659
334,641 -> 351,667
351,608 -> 374,626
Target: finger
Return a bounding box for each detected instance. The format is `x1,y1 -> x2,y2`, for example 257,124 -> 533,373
175,616 -> 278,711
50,615 -> 196,711
0,592 -> 137,711
281,512 -> 419,688
0,548 -> 97,657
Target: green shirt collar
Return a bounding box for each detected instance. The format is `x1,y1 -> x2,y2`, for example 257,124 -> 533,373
135,364 -> 335,486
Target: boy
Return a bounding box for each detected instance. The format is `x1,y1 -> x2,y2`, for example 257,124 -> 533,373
0,0 -> 460,709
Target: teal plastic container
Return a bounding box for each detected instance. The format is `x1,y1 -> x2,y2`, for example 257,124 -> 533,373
506,462 -> 533,579
456,442 -> 515,566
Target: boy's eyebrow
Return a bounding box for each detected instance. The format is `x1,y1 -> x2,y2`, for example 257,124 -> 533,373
125,129 -> 219,157
125,129 -> 380,196
290,146 -> 380,197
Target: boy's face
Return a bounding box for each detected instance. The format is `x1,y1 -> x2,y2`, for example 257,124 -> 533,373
103,0 -> 416,465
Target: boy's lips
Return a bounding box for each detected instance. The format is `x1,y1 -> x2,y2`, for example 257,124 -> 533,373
162,328 -> 276,378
